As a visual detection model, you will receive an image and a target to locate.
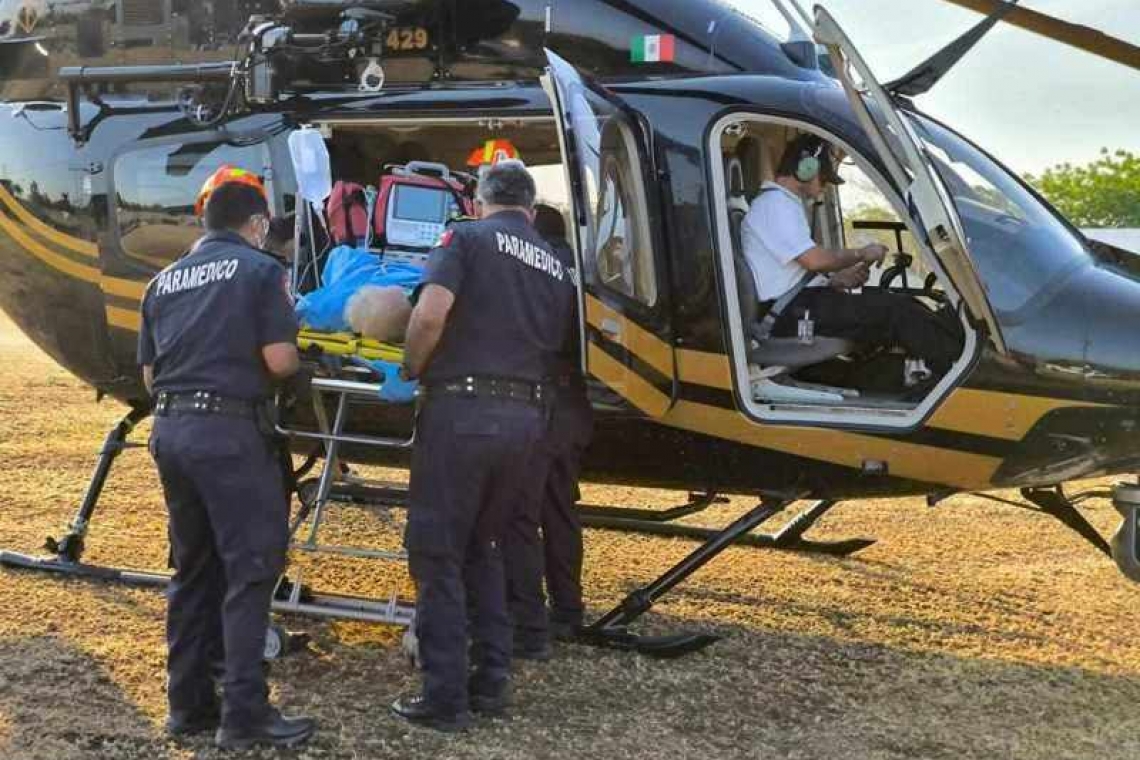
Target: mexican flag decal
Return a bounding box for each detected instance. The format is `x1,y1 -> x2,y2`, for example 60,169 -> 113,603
631,34 -> 675,63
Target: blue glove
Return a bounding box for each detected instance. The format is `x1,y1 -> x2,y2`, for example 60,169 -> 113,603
373,360 -> 418,403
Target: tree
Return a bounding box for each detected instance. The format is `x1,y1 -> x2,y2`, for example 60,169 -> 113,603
1026,149 -> 1140,228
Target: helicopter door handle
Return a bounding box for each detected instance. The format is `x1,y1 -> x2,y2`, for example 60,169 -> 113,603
600,317 -> 622,342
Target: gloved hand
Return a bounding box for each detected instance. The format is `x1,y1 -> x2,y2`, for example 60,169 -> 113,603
374,360 -> 418,404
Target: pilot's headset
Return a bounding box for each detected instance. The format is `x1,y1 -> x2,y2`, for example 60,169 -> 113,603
793,136 -> 827,183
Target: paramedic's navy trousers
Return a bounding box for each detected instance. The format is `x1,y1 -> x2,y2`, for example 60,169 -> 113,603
405,395 -> 543,713
150,415 -> 289,730
506,386 -> 594,646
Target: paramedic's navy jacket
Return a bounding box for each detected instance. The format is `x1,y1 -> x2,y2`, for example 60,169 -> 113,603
405,209 -> 576,719
137,230 -> 299,732
138,230 -> 298,399
419,210 -> 575,383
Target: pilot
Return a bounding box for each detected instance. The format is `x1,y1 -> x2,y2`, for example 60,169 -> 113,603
138,167 -> 315,750
741,134 -> 963,383
391,161 -> 576,731
505,204 -> 594,651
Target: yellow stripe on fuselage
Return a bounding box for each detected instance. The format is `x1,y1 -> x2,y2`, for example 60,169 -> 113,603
105,305 -> 141,332
0,184 -> 99,259
663,399 -> 1003,490
0,204 -> 148,309
584,294 -> 674,379
927,387 -> 1103,441
100,275 -> 146,301
587,341 -> 672,416
0,204 -> 101,284
677,348 -> 733,389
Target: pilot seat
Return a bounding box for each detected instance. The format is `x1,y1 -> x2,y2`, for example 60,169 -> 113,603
725,157 -> 858,404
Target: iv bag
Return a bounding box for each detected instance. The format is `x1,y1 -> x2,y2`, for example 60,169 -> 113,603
288,127 -> 332,204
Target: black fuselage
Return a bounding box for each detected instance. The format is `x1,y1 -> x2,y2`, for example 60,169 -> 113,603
2,0 -> 1140,500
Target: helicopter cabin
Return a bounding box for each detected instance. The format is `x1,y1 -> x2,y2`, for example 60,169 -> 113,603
269,106 -> 980,427
714,116 -> 977,421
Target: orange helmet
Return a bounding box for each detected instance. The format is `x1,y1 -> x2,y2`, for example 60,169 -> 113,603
466,139 -> 520,167
195,165 -> 267,216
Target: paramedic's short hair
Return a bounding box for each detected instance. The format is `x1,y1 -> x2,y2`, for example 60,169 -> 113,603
477,160 -> 537,209
204,182 -> 269,232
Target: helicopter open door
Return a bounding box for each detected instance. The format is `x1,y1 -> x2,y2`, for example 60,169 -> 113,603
541,49 -> 676,416
814,8 -> 1006,355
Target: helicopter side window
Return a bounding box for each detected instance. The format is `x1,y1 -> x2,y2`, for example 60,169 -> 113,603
114,140 -> 271,269
589,121 -> 657,307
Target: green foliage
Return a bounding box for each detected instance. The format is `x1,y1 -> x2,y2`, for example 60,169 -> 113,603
1026,149 -> 1140,228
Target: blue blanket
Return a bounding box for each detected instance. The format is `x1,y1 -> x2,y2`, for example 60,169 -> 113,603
295,246 -> 422,332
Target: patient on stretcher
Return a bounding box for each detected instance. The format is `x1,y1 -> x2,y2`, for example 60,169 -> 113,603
346,285 -> 412,344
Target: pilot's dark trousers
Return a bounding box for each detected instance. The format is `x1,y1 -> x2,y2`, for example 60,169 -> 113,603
406,396 -> 543,714
505,385 -> 594,646
773,287 -> 963,375
150,414 -> 289,730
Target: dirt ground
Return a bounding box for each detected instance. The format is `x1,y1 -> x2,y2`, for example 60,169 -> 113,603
2,314 -> 1140,760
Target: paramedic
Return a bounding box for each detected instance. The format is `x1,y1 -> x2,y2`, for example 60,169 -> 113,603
508,205 -> 594,648
263,214 -> 296,264
742,134 -> 963,379
138,171 -> 315,750
392,160 -> 576,731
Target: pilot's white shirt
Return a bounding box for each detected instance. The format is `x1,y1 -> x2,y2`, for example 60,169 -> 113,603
740,181 -> 817,301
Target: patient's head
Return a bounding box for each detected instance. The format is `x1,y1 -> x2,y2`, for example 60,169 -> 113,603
345,286 -> 413,344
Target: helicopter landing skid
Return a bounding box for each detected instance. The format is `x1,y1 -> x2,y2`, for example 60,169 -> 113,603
577,496 -> 875,557
575,499 -> 790,658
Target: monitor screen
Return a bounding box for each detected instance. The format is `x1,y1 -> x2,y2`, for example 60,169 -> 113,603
393,185 -> 449,223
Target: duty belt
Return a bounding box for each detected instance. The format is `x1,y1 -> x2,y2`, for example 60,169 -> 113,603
153,390 -> 257,418
423,376 -> 549,406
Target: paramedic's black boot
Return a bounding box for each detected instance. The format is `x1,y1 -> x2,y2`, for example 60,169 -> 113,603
550,618 -> 585,642
390,694 -> 471,732
214,708 -> 315,750
468,672 -> 511,717
512,638 -> 553,661
166,706 -> 220,737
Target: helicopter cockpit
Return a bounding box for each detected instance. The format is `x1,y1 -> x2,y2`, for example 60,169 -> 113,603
718,120 -> 971,417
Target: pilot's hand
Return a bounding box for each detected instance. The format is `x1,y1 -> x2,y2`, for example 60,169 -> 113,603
858,243 -> 889,265
830,262 -> 869,290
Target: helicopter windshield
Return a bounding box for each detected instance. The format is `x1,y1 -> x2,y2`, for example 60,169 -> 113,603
904,114 -> 1092,316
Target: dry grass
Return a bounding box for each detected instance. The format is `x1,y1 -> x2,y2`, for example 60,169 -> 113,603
1,313 -> 1140,759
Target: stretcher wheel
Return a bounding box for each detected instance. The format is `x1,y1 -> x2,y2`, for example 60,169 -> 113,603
264,624 -> 287,661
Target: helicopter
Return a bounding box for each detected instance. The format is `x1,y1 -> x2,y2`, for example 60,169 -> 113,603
1,0 -> 1140,656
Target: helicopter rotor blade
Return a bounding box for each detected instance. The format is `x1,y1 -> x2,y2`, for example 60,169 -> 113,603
939,0 -> 1140,73
885,0 -> 1020,98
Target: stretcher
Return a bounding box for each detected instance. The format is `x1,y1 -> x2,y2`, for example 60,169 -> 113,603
266,329 -> 419,641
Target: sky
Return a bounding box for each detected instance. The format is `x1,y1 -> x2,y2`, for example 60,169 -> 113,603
724,0 -> 1140,176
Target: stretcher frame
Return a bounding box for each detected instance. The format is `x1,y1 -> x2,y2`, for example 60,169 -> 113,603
272,370 -> 419,627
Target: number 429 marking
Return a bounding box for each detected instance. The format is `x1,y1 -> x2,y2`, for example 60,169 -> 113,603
387,27 -> 429,51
